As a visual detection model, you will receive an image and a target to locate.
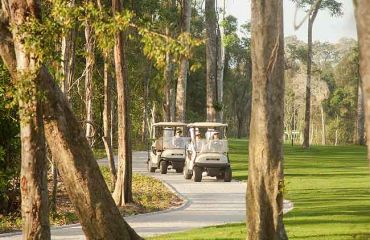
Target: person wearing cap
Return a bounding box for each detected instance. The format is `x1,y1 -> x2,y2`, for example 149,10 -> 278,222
173,128 -> 183,147
209,130 -> 222,152
193,127 -> 201,139
195,131 -> 201,140
213,131 -> 220,140
175,128 -> 183,137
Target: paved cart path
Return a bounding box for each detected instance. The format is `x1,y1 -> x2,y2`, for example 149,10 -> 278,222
0,151 -> 293,239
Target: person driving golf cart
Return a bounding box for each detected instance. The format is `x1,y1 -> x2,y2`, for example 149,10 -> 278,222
172,128 -> 184,147
147,122 -> 190,174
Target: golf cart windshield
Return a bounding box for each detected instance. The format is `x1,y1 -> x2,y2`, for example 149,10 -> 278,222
163,136 -> 190,149
194,139 -> 228,153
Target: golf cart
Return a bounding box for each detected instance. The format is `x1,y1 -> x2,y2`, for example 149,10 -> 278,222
183,122 -> 232,182
147,122 -> 190,174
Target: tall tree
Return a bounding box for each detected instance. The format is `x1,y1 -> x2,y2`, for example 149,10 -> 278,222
5,0 -> 50,238
84,4 -> 95,146
293,0 -> 342,148
205,0 -> 217,122
60,0 -> 76,101
247,0 -> 287,239
354,0 -> 370,162
163,0 -> 176,122
53,0 -> 77,211
356,79 -> 365,145
216,0 -> 225,122
97,0 -> 117,190
175,0 -> 191,122
112,0 -> 133,205
0,5 -> 141,239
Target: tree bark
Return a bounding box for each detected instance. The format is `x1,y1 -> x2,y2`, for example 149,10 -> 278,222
205,0 -> 217,122
354,0 -> 370,163
0,9 -> 141,240
216,0 -> 225,122
169,88 -> 176,121
163,27 -> 173,122
302,0 -> 321,148
60,0 -> 76,101
6,0 -> 50,239
320,104 -> 326,145
50,156 -> 58,213
85,17 -> 94,146
97,0 -> 117,190
247,0 -> 287,239
175,0 -> 191,122
356,78 -> 365,145
112,0 -> 133,205
102,53 -> 117,190
41,66 -> 140,239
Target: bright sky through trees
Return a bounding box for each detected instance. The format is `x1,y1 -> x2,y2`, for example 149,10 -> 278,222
223,0 -> 356,43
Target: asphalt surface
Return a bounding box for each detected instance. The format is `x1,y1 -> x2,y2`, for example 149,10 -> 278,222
0,151 -> 293,239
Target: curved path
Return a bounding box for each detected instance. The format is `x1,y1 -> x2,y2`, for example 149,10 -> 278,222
0,151 -> 293,239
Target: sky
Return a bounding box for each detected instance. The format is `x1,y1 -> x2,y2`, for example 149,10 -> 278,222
222,0 -> 357,43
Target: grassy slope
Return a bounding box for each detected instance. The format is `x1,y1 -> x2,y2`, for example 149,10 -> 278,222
152,139 -> 370,240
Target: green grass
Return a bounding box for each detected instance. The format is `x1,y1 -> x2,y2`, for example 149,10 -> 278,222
152,139 -> 370,240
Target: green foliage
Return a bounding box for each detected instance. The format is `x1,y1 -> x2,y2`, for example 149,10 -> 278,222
223,17 -> 252,137
325,87 -> 356,144
0,60 -> 20,216
292,0 -> 343,16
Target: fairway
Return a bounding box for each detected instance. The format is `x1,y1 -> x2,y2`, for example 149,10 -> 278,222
151,139 -> 370,240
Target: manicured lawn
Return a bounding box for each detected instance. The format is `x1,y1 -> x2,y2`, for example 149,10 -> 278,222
151,139 -> 370,240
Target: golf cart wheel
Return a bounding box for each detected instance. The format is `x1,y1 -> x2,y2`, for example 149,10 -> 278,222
160,161 -> 168,174
183,165 -> 192,179
193,166 -> 202,182
176,167 -> 183,173
224,167 -> 232,182
147,161 -> 156,173
216,173 -> 224,180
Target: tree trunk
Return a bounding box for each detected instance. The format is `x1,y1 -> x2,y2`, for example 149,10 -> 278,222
356,78 -> 365,145
142,63 -> 151,142
54,8 -> 76,212
247,0 -> 287,239
237,115 -> 243,139
6,1 -> 50,239
163,27 -> 173,122
85,18 -> 94,146
310,121 -> 314,145
170,88 -> 176,121
112,0 -> 133,205
61,0 -> 76,101
41,66 -> 140,239
50,156 -> 58,213
216,0 -> 225,123
354,0 -> 370,163
102,53 -> 117,190
303,1 -> 321,148
0,11 -> 141,240
320,104 -> 326,145
97,0 -> 117,190
205,0 -> 217,122
175,0 -> 191,122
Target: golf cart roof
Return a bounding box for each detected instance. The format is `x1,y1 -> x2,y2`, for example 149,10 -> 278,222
152,122 -> 187,127
187,122 -> 228,128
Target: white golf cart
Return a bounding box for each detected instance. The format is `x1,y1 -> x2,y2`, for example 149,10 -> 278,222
147,122 -> 190,174
183,122 -> 232,182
